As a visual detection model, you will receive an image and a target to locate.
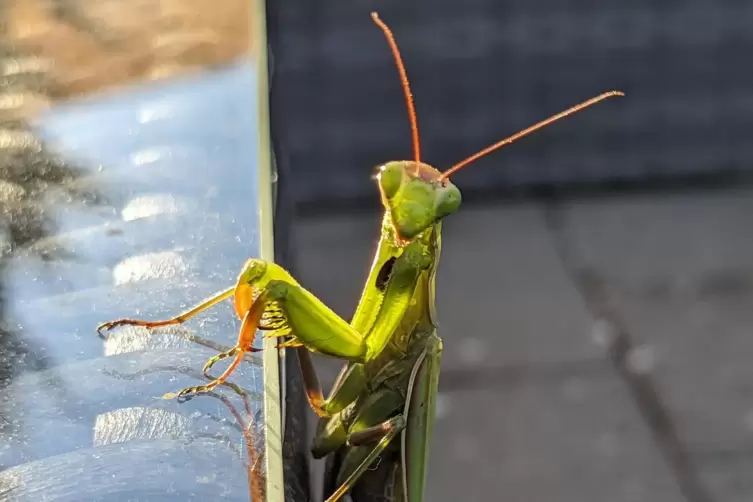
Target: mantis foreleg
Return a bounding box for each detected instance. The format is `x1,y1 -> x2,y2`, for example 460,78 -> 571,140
163,296 -> 266,399
96,259 -> 392,400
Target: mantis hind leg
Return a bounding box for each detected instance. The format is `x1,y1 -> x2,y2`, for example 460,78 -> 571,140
96,286 -> 235,337
325,415 -> 407,502
326,344 -> 437,502
169,267 -> 372,399
297,348 -> 367,418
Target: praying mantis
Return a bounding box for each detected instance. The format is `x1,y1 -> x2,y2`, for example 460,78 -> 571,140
96,11 -> 623,502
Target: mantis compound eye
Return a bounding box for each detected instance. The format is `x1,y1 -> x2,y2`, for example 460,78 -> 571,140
377,161 -> 405,200
434,183 -> 462,219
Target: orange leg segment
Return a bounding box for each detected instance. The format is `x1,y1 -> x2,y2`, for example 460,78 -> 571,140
163,296 -> 268,400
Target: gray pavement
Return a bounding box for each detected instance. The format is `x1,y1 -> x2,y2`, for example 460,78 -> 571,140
293,187 -> 753,502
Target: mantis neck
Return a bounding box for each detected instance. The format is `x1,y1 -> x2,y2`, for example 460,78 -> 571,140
350,212 -> 441,352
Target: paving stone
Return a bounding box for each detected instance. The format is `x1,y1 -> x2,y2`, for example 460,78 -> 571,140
694,449 -> 753,502
563,189 -> 753,501
425,365 -> 683,502
564,189 -> 753,449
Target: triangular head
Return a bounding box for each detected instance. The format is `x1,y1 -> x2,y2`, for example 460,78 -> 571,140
376,161 -> 461,243
370,11 -> 623,246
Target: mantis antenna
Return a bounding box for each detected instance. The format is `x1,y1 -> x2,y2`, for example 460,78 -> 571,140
371,12 -> 422,165
371,11 -> 624,182
439,91 -> 624,181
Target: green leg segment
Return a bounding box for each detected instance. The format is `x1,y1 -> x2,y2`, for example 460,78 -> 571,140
311,381 -> 403,459
296,348 -> 366,417
234,260 -> 369,360
327,341 -> 440,502
326,415 -> 406,502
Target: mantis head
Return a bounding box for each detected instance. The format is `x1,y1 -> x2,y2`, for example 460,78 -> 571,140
376,160 -> 461,242
370,11 -> 623,245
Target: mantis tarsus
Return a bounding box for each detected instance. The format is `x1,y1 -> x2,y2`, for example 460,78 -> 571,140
97,11 -> 623,502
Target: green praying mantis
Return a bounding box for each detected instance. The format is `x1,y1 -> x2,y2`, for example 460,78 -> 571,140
96,11 -> 623,502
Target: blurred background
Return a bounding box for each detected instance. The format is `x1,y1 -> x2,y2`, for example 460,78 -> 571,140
274,2 -> 753,502
2,0 -> 753,501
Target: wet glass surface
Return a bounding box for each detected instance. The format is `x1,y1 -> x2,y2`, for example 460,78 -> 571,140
0,58 -> 274,501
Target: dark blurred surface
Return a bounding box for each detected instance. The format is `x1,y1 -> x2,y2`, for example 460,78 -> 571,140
272,1 -> 753,210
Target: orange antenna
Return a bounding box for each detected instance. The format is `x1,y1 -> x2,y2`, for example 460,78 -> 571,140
439,90 -> 624,181
372,12 -> 421,164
